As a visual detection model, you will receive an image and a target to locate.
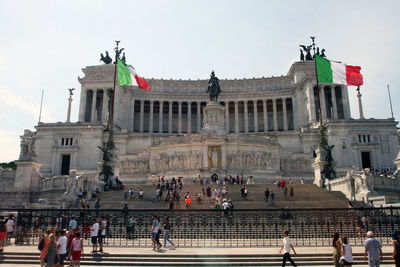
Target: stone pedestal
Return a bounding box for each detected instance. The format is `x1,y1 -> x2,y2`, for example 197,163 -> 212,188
312,146 -> 336,188
202,101 -> 227,136
14,161 -> 42,191
201,101 -> 227,171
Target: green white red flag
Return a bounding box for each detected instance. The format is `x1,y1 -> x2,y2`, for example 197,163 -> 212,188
315,54 -> 363,86
117,58 -> 150,90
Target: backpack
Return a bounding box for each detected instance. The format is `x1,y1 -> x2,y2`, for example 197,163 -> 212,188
38,237 -> 45,251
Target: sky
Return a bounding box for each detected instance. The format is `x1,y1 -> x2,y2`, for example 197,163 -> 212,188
0,0 -> 399,162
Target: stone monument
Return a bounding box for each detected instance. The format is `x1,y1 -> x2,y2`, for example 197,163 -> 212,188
14,130 -> 42,191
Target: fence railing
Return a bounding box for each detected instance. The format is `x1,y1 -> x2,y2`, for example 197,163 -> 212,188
1,207 -> 399,247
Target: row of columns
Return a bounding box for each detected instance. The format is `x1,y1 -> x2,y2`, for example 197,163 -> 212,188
311,86 -> 348,121
131,98 -> 294,134
84,89 -> 109,123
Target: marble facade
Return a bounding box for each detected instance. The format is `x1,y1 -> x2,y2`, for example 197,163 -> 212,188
26,60 -> 398,184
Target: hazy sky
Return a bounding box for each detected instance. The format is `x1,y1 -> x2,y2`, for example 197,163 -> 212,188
0,0 -> 399,162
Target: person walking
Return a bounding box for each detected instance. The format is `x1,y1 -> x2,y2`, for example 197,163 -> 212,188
55,229 -> 68,267
98,216 -> 107,253
332,232 -> 343,267
392,230 -> 400,267
279,230 -> 297,266
341,236 -> 353,267
264,188 -> 270,205
44,234 -> 57,267
163,217 -> 175,249
270,191 -> 275,206
70,232 -> 83,267
90,219 -> 99,253
364,231 -> 383,267
151,215 -> 160,251
39,230 -> 51,267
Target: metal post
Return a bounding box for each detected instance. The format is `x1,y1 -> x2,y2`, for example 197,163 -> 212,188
387,84 -> 394,119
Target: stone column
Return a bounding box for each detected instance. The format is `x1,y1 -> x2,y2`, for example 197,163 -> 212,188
253,100 -> 258,132
320,88 -> 327,120
357,87 -> 365,119
342,86 -> 351,119
149,100 -> 154,133
178,101 -> 182,134
272,98 -> 278,131
187,102 -> 192,134
91,90 -> 97,122
282,98 -> 288,131
225,101 -> 229,132
158,101 -> 163,133
139,99 -> 144,132
244,100 -> 249,133
331,87 -> 338,119
234,101 -> 239,133
292,97 -> 298,130
197,101 -> 201,132
129,99 -> 135,132
168,101 -> 173,133
309,86 -> 316,122
263,100 -> 268,132
78,88 -> 86,122
102,89 -> 109,123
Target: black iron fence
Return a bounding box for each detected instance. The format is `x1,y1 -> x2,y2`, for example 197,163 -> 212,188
1,207 -> 399,247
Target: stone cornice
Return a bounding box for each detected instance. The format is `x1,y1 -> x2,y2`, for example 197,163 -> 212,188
35,122 -> 105,131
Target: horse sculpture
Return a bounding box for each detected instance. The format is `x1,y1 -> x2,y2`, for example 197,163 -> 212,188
207,71 -> 221,102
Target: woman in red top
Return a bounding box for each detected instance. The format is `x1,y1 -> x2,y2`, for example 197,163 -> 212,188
39,230 -> 50,267
71,232 -> 84,267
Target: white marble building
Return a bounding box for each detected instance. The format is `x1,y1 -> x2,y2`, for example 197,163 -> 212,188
32,60 -> 398,183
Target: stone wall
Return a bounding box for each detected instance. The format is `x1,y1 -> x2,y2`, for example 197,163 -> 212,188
0,168 -> 16,191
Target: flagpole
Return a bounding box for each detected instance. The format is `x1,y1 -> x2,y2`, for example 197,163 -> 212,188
312,42 -> 323,127
387,84 -> 394,119
109,41 -> 120,133
38,89 -> 44,124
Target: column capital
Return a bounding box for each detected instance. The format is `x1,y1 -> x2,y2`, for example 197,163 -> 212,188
149,100 -> 154,104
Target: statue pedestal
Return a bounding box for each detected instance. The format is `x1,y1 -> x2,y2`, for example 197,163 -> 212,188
312,146 -> 336,188
201,101 -> 227,170
201,101 -> 227,136
14,160 -> 42,192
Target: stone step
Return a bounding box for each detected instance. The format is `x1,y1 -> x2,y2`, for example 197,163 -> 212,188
87,184 -> 349,209
0,254 -> 395,266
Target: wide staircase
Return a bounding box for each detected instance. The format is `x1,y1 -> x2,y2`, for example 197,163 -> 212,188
88,183 -> 350,210
0,251 -> 395,266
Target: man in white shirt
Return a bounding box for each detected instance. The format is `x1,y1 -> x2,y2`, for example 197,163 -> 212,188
90,219 -> 100,253
98,216 -> 107,253
279,230 -> 297,267
55,229 -> 68,267
6,215 -> 15,244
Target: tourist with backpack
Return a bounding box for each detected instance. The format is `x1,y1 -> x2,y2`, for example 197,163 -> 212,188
38,230 -> 50,267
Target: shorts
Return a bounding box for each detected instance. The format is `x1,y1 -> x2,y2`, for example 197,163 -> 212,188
54,253 -> 67,265
151,232 -> 157,238
369,259 -> 380,267
0,232 -> 6,240
139,195 -> 143,199
71,250 -> 82,261
91,236 -> 98,244
98,235 -> 105,244
342,259 -> 353,265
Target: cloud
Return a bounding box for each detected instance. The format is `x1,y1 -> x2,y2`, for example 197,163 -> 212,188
0,130 -> 19,162
0,87 -> 53,122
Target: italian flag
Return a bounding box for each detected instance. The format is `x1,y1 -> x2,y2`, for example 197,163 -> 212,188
315,54 -> 363,86
117,58 -> 150,90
